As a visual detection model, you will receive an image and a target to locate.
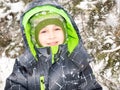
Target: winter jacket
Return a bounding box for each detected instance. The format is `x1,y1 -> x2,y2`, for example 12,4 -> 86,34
5,0 -> 102,90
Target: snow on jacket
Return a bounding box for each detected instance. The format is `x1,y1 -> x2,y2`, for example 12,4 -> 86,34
5,0 -> 102,90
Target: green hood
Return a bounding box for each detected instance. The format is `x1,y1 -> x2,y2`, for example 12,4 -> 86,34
21,4 -> 79,60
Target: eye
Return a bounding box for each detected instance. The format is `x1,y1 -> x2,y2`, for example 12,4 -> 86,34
55,27 -> 62,31
40,30 -> 47,34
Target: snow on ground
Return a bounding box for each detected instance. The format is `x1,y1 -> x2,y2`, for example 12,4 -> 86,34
0,56 -> 15,90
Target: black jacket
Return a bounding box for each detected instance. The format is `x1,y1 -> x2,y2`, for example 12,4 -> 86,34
5,0 -> 102,90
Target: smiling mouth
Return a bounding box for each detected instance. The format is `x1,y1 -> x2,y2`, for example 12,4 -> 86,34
47,41 -> 59,46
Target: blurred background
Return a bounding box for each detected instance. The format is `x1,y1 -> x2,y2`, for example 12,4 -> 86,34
0,0 -> 120,90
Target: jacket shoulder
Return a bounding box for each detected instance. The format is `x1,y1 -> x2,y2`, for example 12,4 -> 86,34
17,48 -> 36,68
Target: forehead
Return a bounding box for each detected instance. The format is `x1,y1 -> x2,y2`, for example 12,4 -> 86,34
41,24 -> 62,29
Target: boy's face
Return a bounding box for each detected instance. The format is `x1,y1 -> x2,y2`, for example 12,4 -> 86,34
38,24 -> 64,47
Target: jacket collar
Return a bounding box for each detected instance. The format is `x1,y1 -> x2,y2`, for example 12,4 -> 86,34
36,44 -> 68,61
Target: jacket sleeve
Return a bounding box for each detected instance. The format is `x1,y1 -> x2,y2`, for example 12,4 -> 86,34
4,59 -> 28,90
79,64 -> 102,90
71,42 -> 102,90
4,49 -> 36,90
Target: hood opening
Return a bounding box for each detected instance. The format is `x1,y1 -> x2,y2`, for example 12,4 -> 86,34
22,4 -> 79,60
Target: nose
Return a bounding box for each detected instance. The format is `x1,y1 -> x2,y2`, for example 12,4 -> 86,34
48,31 -> 55,39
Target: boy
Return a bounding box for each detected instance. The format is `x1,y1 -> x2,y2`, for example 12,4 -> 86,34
5,0 -> 102,90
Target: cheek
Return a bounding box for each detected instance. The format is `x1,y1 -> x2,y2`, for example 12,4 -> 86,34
38,34 -> 46,43
58,32 -> 65,41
